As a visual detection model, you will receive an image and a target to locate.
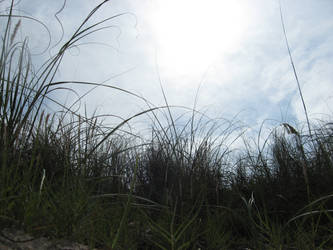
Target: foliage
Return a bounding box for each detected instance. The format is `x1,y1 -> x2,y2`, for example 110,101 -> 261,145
0,0 -> 332,249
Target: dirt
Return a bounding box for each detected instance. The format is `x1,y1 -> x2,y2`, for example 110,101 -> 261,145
0,228 -> 97,250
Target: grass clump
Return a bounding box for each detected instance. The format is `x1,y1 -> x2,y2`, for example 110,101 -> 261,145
0,0 -> 333,249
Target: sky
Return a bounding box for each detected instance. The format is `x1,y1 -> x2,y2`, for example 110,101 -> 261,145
2,0 -> 333,142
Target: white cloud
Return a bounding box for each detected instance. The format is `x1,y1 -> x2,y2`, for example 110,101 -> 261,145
2,0 -> 332,136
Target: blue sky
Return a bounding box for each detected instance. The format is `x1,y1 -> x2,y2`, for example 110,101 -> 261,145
3,0 -> 333,140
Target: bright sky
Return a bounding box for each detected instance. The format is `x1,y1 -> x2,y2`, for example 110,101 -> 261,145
148,0 -> 250,76
2,0 -> 333,139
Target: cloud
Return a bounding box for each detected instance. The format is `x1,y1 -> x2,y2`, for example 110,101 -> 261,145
2,0 -> 332,137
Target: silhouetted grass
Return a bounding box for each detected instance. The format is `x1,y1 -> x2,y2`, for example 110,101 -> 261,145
1,0 -> 332,249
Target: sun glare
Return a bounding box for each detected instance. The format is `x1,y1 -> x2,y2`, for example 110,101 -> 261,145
149,0 -> 249,77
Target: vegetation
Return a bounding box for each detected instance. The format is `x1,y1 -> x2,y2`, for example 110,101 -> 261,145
1,1 -> 332,249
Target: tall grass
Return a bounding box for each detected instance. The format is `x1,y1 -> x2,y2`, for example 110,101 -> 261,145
0,0 -> 333,249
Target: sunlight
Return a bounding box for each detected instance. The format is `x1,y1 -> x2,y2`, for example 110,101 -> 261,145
149,0 -> 250,77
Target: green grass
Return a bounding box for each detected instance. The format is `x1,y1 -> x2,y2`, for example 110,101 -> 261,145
1,0 -> 333,249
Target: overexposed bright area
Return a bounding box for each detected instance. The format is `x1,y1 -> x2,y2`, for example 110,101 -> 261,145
147,0 -> 251,77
